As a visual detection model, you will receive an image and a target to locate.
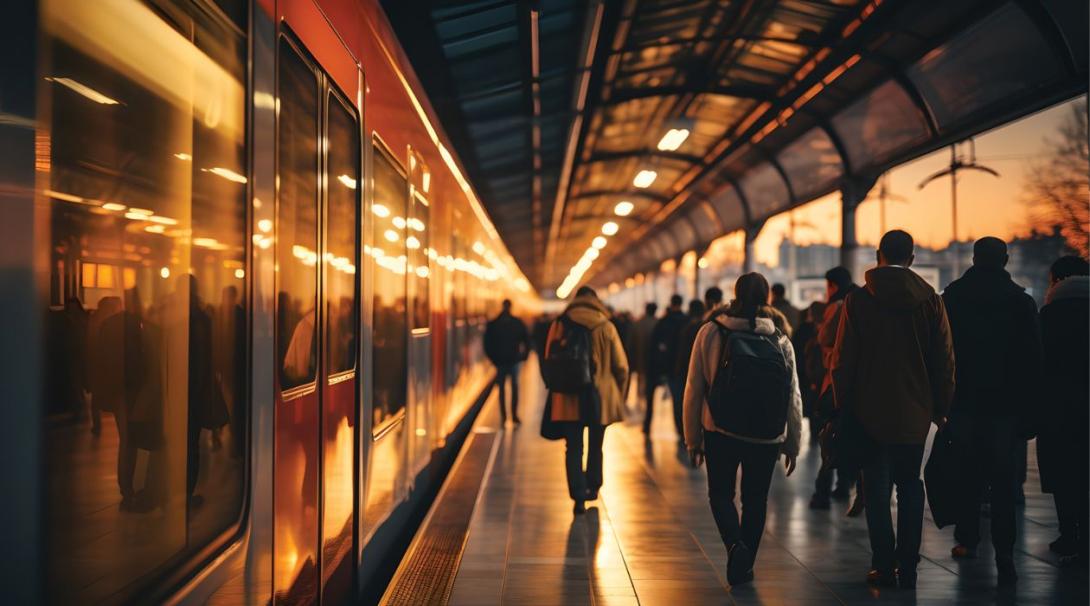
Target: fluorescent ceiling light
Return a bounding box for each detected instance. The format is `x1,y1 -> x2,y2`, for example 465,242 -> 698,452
601,221 -> 619,236
101,202 -> 127,211
592,236 -> 607,249
613,200 -> 634,216
633,170 -> 657,189
656,128 -> 690,151
45,77 -> 120,105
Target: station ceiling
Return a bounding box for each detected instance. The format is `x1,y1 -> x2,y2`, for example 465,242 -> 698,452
383,0 -> 1088,293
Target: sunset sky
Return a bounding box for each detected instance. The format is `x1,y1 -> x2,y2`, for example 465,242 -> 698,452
752,95 -> 1086,267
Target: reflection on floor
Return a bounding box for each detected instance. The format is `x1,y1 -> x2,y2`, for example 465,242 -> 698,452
449,365 -> 1089,605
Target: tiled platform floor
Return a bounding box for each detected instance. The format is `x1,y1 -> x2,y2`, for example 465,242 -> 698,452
447,364 -> 1088,605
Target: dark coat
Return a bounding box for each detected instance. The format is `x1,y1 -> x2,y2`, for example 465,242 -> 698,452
484,311 -> 530,366
831,266 -> 955,445
673,315 -> 704,381
650,309 -> 687,377
1036,276 -> 1089,494
941,266 -> 1042,420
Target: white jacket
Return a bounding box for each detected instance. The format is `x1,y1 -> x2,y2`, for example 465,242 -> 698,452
681,309 -> 803,456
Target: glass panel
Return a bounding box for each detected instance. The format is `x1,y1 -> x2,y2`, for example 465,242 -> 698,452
371,149 -> 409,431
776,127 -> 843,200
668,218 -> 697,253
277,43 -> 320,392
39,0 -> 247,601
907,4 -> 1064,131
688,201 -> 723,244
738,162 -> 790,220
708,185 -> 747,231
831,79 -> 932,170
410,192 -> 431,330
325,97 -> 359,374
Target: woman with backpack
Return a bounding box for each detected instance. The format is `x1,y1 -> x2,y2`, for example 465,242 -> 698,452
540,286 -> 629,514
682,272 -> 802,586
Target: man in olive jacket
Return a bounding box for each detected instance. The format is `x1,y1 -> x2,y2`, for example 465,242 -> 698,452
831,230 -> 955,590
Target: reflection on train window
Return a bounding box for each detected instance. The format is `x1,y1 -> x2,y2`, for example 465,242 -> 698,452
326,95 -> 360,374
277,40 -> 320,392
410,191 -> 430,330
39,0 -> 247,602
371,146 -> 408,432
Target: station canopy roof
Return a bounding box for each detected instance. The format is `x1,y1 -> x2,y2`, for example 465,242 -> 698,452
383,0 -> 1088,293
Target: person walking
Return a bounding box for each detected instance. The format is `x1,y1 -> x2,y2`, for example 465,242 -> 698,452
792,301 -> 826,445
830,230 -> 955,590
646,294 -> 687,437
770,283 -> 800,332
942,237 -> 1042,585
541,286 -> 629,514
629,303 -> 658,415
703,286 -> 725,318
1037,255 -> 1089,567
672,299 -> 706,445
484,299 -> 531,425
682,273 -> 802,586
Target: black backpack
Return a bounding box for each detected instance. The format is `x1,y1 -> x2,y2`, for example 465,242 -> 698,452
706,324 -> 792,440
541,311 -> 595,394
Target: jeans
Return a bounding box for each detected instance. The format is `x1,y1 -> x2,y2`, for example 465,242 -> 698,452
667,376 -> 685,441
495,363 -> 520,421
564,424 -> 605,501
862,443 -> 925,573
704,431 -> 780,556
952,415 -> 1018,559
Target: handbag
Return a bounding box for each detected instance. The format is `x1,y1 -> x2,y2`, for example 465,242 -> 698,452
925,427 -> 963,528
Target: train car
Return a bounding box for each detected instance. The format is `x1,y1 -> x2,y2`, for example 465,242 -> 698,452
6,0 -> 536,603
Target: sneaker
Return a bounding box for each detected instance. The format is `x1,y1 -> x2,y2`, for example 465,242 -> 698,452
866,569 -> 897,587
809,495 -> 831,510
727,542 -> 754,586
1050,535 -> 1078,556
951,544 -> 977,559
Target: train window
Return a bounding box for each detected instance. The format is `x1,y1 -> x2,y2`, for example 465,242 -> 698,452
38,0 -> 248,602
371,145 -> 408,432
277,39 -> 320,392
325,95 -> 360,374
410,191 -> 431,330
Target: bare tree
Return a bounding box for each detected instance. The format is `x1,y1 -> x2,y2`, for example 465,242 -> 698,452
1024,98 -> 1089,255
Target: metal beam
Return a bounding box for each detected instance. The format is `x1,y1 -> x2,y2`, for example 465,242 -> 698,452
604,84 -> 773,105
584,148 -> 703,165
568,188 -> 671,203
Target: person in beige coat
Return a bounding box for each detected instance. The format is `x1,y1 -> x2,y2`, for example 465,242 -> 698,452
545,286 -> 629,514
682,273 -> 802,586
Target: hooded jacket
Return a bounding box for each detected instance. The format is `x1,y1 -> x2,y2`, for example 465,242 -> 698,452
484,311 -> 530,366
546,295 -> 629,426
681,305 -> 803,456
831,266 -> 955,445
941,265 -> 1041,418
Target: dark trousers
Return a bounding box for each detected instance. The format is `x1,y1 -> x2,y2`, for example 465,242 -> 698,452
667,376 -> 685,440
1055,487 -> 1090,557
642,374 -> 664,433
953,415 -> 1018,559
564,424 -> 605,501
862,443 -> 925,573
114,407 -> 137,498
495,363 -> 520,420
704,431 -> 780,556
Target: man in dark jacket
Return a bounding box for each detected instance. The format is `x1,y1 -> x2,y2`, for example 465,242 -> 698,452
484,299 -> 531,424
672,299 -> 706,444
831,230 -> 955,589
942,237 -> 1041,585
645,294 -> 688,437
770,283 -> 800,332
1037,255 -> 1089,566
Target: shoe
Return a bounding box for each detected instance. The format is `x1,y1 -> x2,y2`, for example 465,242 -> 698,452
951,544 -> 977,559
1050,535 -> 1078,556
573,501 -> 586,515
897,569 -> 917,590
809,495 -> 831,510
585,489 -> 599,501
996,559 -> 1017,586
727,542 -> 754,586
846,496 -> 864,518
866,569 -> 897,587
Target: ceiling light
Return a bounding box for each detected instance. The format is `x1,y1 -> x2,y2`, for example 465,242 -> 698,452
592,236 -> 607,249
614,200 -> 634,216
44,190 -> 84,204
585,248 -> 600,260
384,229 -> 399,243
601,221 -> 619,236
174,152 -> 192,161
258,219 -> 273,233
101,202 -> 126,211
656,128 -> 690,151
45,77 -> 120,105
128,208 -> 153,216
393,217 -> 406,229
202,167 -> 248,184
160,267 -> 171,279
234,269 -> 245,279
633,170 -> 657,188
372,204 -> 390,218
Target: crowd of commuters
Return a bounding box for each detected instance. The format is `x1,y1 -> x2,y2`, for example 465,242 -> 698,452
481,229 -> 1088,590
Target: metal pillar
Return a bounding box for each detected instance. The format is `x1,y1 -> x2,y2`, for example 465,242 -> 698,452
742,221 -> 765,274
840,176 -> 877,281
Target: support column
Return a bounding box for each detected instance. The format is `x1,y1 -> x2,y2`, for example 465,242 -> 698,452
742,221 -> 765,274
694,245 -> 709,300
840,176 -> 877,282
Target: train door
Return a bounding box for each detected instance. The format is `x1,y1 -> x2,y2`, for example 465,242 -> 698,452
273,33 -> 361,605
407,149 -> 432,473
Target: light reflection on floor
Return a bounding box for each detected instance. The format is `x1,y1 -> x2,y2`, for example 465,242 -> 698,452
449,364 -> 1089,605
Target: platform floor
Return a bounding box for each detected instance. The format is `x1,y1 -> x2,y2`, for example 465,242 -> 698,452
445,363 -> 1088,605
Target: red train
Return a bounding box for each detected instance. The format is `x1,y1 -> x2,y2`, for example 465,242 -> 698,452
19,0 -> 536,603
